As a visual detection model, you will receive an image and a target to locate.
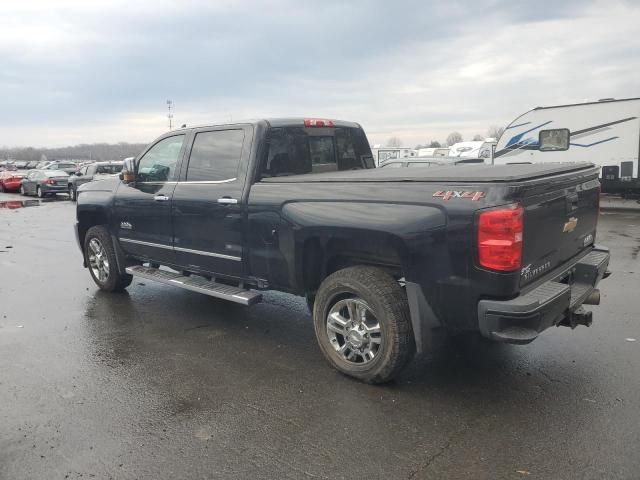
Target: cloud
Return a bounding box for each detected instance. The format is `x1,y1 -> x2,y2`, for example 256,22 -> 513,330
0,0 -> 638,147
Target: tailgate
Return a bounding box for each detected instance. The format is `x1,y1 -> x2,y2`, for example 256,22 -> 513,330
520,169 -> 600,287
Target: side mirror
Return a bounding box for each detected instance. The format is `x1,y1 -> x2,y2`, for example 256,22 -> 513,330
120,157 -> 137,184
539,128 -> 570,152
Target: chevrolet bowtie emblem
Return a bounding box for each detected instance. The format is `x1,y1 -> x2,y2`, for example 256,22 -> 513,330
563,217 -> 578,233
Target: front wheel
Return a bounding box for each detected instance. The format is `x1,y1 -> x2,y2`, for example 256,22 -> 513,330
313,266 -> 414,384
0,182 -> 5,193
69,184 -> 76,201
36,186 -> 44,198
84,225 -> 133,292
19,185 -> 26,196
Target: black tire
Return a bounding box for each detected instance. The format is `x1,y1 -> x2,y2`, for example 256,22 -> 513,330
0,182 -> 5,193
69,184 -> 76,201
313,266 -> 414,384
36,186 -> 44,198
84,225 -> 133,292
19,185 -> 26,196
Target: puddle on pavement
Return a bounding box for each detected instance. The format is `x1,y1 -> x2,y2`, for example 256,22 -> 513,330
0,196 -> 69,210
0,199 -> 41,209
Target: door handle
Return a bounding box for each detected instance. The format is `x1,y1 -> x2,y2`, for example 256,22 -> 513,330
217,197 -> 238,205
154,194 -> 169,202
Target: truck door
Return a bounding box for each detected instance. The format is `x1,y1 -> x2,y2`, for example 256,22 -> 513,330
113,134 -> 187,265
171,126 -> 250,278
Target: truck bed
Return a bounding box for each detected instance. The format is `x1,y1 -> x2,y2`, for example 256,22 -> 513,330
261,162 -> 597,183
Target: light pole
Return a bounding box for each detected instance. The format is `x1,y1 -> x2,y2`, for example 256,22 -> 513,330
167,99 -> 173,130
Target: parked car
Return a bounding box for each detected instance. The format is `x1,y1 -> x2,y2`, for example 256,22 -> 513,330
76,118 -> 610,384
379,157 -> 486,168
42,161 -> 79,174
68,161 -> 123,201
0,170 -> 26,192
1,163 -> 18,172
12,160 -> 28,169
24,161 -> 41,169
20,170 -> 69,198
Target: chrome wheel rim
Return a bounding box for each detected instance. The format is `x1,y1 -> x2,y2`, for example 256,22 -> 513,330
88,238 -> 110,283
326,298 -> 382,365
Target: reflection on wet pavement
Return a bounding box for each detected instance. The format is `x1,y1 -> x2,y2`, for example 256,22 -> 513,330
0,196 -> 70,209
0,199 -> 40,209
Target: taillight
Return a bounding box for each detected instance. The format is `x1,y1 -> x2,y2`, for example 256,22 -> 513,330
478,204 -> 523,272
46,179 -> 56,185
304,118 -> 334,128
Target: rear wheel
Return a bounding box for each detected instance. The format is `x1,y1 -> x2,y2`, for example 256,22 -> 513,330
313,266 -> 414,384
19,185 -> 26,196
69,184 -> 76,201
84,225 -> 133,292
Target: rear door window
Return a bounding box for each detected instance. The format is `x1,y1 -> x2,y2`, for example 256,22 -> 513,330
185,130 -> 245,182
261,126 -> 373,178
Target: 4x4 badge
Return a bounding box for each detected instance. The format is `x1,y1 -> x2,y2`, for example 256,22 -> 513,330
433,191 -> 485,201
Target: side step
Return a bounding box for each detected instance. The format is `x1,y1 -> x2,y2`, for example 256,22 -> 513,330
125,265 -> 262,306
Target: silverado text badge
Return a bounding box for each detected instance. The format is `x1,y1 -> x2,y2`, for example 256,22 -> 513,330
521,261 -> 552,281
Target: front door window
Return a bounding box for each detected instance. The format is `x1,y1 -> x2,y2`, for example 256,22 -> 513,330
137,135 -> 185,183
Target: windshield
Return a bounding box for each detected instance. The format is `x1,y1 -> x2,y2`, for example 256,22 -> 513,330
261,126 -> 374,178
45,170 -> 69,177
96,164 -> 123,174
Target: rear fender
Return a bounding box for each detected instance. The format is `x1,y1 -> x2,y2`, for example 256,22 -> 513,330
283,201 -> 446,353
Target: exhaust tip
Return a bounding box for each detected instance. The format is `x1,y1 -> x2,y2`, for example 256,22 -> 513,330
584,289 -> 601,305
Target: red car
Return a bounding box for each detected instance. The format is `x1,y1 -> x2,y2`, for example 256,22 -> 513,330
0,170 -> 25,192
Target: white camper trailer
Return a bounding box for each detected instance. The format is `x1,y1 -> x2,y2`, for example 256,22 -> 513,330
448,139 -> 496,161
371,146 -> 417,166
417,147 -> 450,157
493,98 -> 640,195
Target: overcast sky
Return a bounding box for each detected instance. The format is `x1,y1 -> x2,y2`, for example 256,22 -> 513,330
1,0 -> 638,148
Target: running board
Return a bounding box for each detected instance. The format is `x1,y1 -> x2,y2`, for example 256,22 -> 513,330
125,265 -> 262,306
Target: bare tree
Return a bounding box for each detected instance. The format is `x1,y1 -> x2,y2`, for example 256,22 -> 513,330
472,134 -> 484,141
445,132 -> 463,146
0,142 -> 148,162
386,136 -> 403,147
486,125 -> 505,140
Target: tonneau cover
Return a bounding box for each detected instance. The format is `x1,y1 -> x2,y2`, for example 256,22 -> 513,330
261,162 -> 597,183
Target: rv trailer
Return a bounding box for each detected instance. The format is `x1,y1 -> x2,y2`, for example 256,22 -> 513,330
493,97 -> 640,195
449,139 -> 496,162
371,146 -> 418,166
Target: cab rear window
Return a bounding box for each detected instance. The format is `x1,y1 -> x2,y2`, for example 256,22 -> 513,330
261,127 -> 374,178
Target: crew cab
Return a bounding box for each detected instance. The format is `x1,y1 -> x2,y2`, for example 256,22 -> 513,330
75,118 -> 610,383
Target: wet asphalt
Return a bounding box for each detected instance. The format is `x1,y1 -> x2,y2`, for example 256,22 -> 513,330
0,192 -> 639,480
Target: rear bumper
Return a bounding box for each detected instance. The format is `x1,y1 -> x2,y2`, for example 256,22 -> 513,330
478,246 -> 610,344
2,180 -> 22,190
42,184 -> 69,193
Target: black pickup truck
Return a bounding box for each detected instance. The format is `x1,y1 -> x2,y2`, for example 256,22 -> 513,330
75,118 -> 610,383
